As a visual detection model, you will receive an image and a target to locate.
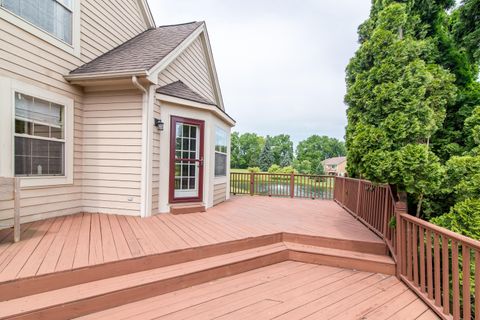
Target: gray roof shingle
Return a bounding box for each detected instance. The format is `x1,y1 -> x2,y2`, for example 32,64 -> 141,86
156,81 -> 216,105
70,22 -> 203,75
322,156 -> 347,165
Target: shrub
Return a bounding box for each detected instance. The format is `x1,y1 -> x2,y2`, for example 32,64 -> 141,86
431,198 -> 480,240
268,164 -> 282,173
247,167 -> 261,173
281,166 -> 296,174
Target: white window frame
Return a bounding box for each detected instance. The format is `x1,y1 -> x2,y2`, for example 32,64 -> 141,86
0,0 -> 81,57
214,127 -> 228,178
0,77 -> 74,188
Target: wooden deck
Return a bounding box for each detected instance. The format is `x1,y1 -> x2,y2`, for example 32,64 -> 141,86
77,261 -> 439,320
0,196 -> 383,283
0,196 -> 441,319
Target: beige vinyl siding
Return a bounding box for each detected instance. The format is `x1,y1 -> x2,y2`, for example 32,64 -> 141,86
80,0 -> 148,62
213,183 -> 227,206
158,37 -> 216,104
151,100 -> 161,214
0,14 -> 84,225
82,90 -> 143,216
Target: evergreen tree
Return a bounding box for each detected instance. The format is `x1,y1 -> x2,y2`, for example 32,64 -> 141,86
258,136 -> 275,171
345,1 -> 456,215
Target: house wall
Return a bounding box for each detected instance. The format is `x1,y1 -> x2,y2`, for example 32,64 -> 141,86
151,100 -> 161,214
158,37 -> 216,104
213,183 -> 227,206
0,0 -> 150,224
337,161 -> 347,176
80,0 -> 148,62
155,100 -> 231,213
81,90 -> 143,216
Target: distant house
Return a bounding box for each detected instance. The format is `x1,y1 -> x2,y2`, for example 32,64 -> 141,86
0,0 -> 235,223
322,157 -> 347,176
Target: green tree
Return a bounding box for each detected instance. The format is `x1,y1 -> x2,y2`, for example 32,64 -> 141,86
452,0 -> 480,67
345,1 -> 457,216
293,159 -> 312,174
270,134 -> 294,167
231,133 -> 265,169
230,132 -> 241,169
258,136 -> 275,171
296,135 -> 346,173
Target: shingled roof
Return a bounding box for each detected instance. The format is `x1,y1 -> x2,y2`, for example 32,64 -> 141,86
156,81 -> 216,106
70,22 -> 203,75
322,156 -> 347,165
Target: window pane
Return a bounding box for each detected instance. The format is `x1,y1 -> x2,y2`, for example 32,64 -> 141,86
32,157 -> 49,175
49,140 -> 64,158
33,123 -> 50,137
15,119 -> 33,135
215,153 -> 227,177
190,126 -> 197,138
15,155 -> 31,175
1,0 -> 73,44
15,136 -> 31,156
32,139 -> 49,157
51,126 -> 63,139
48,157 -> 63,175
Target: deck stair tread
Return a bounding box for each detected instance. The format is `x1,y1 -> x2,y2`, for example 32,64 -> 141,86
0,243 -> 287,319
170,202 -> 206,214
285,242 -> 395,265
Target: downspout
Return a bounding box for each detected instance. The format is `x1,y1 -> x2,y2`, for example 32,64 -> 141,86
133,76 -> 153,218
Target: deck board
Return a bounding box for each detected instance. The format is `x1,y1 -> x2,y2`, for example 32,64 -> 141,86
0,196 -> 384,282
76,262 -> 438,320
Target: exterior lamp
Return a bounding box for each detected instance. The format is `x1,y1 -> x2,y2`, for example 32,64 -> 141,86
154,118 -> 164,131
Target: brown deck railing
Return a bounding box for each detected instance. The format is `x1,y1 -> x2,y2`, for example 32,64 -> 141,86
230,172 -> 335,200
334,176 -> 480,320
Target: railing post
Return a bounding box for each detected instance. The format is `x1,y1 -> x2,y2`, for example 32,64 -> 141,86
13,178 -> 20,243
290,173 -> 295,198
249,173 -> 254,196
341,178 -> 346,204
355,179 -> 362,216
382,187 -> 389,238
395,196 -> 407,277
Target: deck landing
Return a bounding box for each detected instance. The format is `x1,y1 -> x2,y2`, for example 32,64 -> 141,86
0,196 -> 383,284
76,262 -> 439,320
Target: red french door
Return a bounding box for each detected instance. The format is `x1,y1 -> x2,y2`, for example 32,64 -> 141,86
169,116 -> 205,203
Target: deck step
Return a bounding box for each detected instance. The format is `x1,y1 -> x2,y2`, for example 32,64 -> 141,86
0,243 -> 288,320
286,242 -> 396,275
170,202 -> 206,214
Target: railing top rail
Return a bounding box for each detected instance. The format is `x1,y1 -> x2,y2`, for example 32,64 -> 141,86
231,172 -> 334,178
335,176 -> 390,186
400,213 -> 480,250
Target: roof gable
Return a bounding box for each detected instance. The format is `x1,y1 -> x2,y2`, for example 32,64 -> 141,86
70,22 -> 203,75
157,36 -> 216,105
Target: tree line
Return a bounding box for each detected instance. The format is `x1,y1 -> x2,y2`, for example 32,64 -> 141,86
231,133 -> 346,174
345,0 -> 479,238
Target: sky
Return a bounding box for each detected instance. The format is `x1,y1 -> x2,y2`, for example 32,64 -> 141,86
148,1 -> 372,144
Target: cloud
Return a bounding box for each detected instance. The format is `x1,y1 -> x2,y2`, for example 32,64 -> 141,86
148,0 -> 371,143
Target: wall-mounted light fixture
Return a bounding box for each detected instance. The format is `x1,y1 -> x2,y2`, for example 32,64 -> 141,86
154,118 -> 164,131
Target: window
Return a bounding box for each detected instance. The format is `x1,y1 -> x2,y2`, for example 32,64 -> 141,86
1,0 -> 73,44
14,92 -> 65,177
215,128 -> 228,177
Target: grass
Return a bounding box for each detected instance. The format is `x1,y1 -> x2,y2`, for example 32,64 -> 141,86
230,168 -> 252,173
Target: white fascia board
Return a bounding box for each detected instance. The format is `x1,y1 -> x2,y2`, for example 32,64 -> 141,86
146,24 -> 205,84
199,26 -> 225,110
156,93 -> 235,127
64,70 -> 149,82
136,0 -> 156,28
